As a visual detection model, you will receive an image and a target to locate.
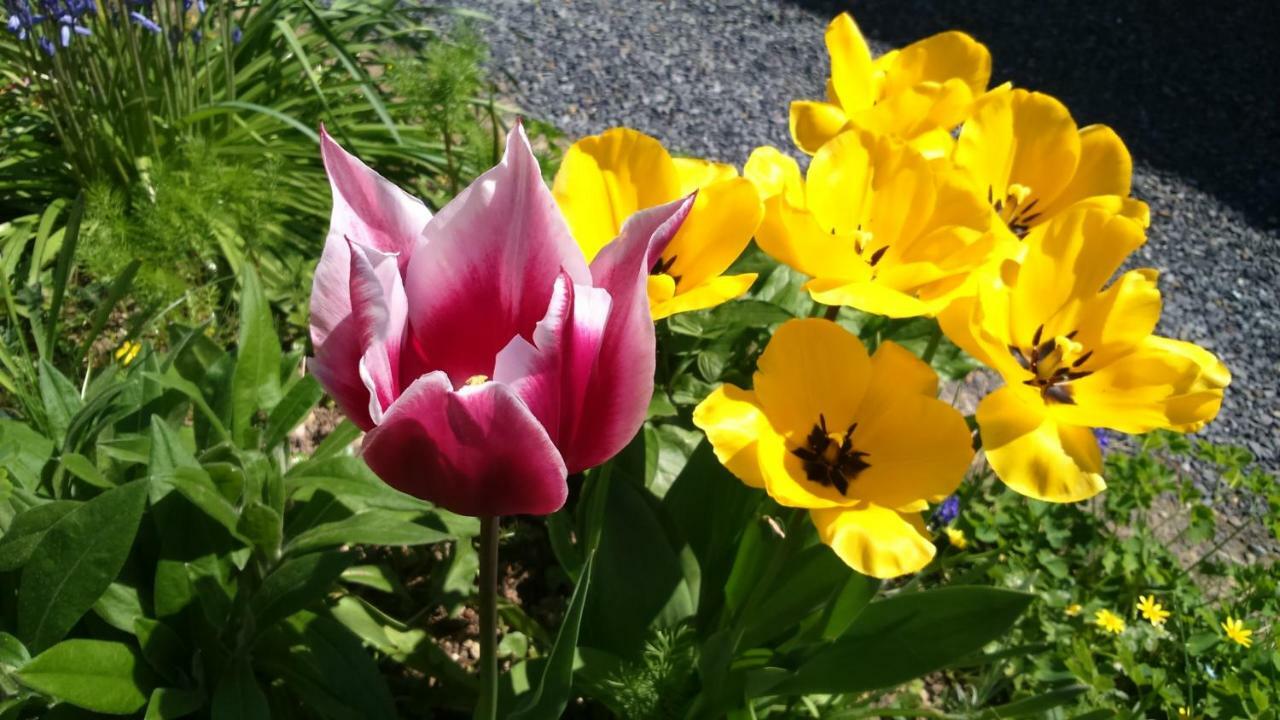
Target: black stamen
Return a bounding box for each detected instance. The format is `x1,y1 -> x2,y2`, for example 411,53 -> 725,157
869,246 -> 889,267
790,417 -> 870,496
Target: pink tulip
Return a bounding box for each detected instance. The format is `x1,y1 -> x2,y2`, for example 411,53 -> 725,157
309,124 -> 693,517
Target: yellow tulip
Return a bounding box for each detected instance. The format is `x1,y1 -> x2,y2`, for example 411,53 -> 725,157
552,127 -> 763,321
748,129 -> 995,318
953,85 -> 1149,243
941,205 -> 1229,502
790,13 -> 991,157
693,319 -> 974,578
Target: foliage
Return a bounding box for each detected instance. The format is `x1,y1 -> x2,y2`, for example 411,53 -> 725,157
935,432 -> 1278,718
0,258 -> 477,717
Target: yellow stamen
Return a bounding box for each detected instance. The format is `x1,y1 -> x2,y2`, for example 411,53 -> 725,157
465,375 -> 489,387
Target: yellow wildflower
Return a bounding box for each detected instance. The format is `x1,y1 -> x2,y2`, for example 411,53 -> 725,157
1094,609 -> 1125,634
114,340 -> 141,366
553,127 -> 762,320
940,205 -> 1229,502
1137,595 -> 1171,626
791,13 -> 991,157
1065,603 -> 1082,617
1178,707 -> 1194,720
749,129 -> 994,319
1221,617 -> 1253,648
943,527 -> 968,549
693,319 -> 974,578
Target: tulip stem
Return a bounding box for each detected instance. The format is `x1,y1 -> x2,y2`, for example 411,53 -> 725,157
476,515 -> 500,720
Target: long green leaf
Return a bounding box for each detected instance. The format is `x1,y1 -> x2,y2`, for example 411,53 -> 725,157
509,553 -> 595,720
230,266 -> 282,446
16,639 -> 150,714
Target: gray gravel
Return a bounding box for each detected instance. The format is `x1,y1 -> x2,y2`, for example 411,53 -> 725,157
452,0 -> 1280,475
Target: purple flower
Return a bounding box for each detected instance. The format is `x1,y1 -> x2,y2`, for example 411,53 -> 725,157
230,24 -> 240,43
129,9 -> 160,33
190,28 -> 200,43
1093,428 -> 1112,452
37,34 -> 54,55
932,495 -> 960,527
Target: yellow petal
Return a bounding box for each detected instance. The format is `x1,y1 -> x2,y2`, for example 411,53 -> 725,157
806,129 -> 875,236
825,13 -> 875,115
552,127 -> 680,261
672,157 -> 740,196
1036,124 -> 1133,219
790,100 -> 851,155
879,30 -> 992,107
692,384 -> 766,488
756,195 -> 865,279
805,278 -> 934,318
753,318 -> 871,439
811,503 -> 936,578
1054,336 -> 1229,434
849,342 -> 973,508
661,177 -> 764,292
744,146 -> 805,206
977,386 -> 1106,502
1008,206 -> 1147,347
1070,268 -> 1162,368
650,273 -> 758,321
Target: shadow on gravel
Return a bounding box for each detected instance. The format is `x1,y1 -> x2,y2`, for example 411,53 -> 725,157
787,0 -> 1280,231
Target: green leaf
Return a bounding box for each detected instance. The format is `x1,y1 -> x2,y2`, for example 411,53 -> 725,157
43,193 -> 83,356
819,571 -> 882,640
211,658 -> 269,720
38,359 -> 81,442
144,687 -> 204,720
134,618 -> 188,685
285,510 -> 454,556
262,375 -> 323,450
18,481 -> 149,652
973,685 -> 1089,718
237,502 -> 283,559
59,452 -> 111,489
509,554 -> 595,719
0,632 -> 30,669
16,639 -> 150,714
157,467 -> 243,540
0,500 -> 79,572
92,582 -> 144,634
230,266 -> 282,446
0,420 -> 55,489
770,586 -> 1034,696
250,551 -> 353,632
740,544 -> 850,647
256,612 -> 397,719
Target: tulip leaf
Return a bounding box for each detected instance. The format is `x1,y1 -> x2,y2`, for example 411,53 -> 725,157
262,374 -> 323,450
769,586 -> 1034,696
509,553 -> 595,720
18,480 -> 149,652
16,639 -> 151,714
144,687 -> 204,720
230,265 -> 282,447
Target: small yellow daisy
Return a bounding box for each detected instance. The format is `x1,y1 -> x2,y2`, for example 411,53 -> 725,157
1136,595 -> 1171,626
1178,707 -> 1194,720
1065,603 -> 1083,617
1094,608 -> 1125,634
1221,617 -> 1253,648
944,527 -> 968,549
114,340 -> 141,366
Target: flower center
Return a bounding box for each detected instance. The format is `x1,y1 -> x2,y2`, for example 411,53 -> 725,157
465,374 -> 489,386
790,413 -> 871,495
989,183 -> 1041,238
1007,324 -> 1094,404
650,254 -> 681,284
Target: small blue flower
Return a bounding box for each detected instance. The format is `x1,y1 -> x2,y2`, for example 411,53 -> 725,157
1093,428 -> 1112,452
129,9 -> 160,33
931,495 -> 960,527
190,28 -> 200,44
230,24 -> 240,43
38,34 -> 54,55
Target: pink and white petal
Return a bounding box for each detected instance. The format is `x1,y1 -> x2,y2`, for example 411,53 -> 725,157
362,373 -> 569,517
348,241 -> 408,420
566,196 -> 694,471
404,123 -> 591,385
320,126 -> 431,262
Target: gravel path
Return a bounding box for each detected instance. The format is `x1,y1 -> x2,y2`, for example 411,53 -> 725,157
453,0 -> 1280,475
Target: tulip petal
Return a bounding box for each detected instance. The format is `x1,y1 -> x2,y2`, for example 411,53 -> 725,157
349,241 -> 408,423
650,273 -> 758,321
744,146 -> 805,206
977,386 -> 1106,502
692,384 -> 766,488
756,196 -> 865,280
573,196 -> 694,471
789,100 -> 851,155
811,503 -> 935,578
660,177 -> 764,294
826,13 -> 875,115
1052,336 -> 1229,434
405,123 -> 590,386
753,318 -> 871,439
361,373 -> 568,516
553,127 -> 682,262
881,31 -> 991,103
672,157 -> 739,196
1036,125 -> 1133,220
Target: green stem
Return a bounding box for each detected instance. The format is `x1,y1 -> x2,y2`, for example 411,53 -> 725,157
822,304 -> 840,321
922,322 -> 943,364
475,515 -> 500,720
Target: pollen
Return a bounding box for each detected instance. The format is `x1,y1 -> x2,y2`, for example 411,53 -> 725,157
465,375 -> 489,386
791,414 -> 871,495
1008,324 -> 1094,404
